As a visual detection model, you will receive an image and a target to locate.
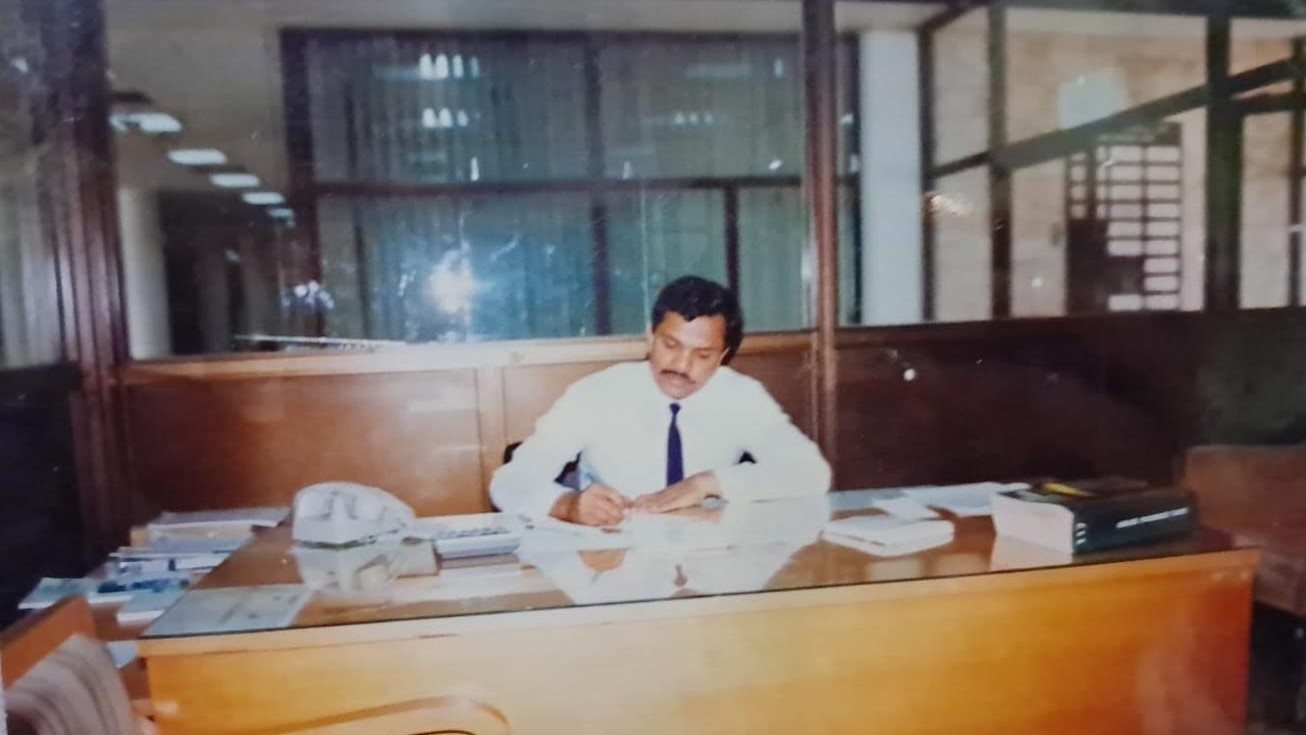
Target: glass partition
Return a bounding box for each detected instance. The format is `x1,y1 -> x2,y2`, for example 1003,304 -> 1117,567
107,0 -> 830,356
0,0 -> 63,367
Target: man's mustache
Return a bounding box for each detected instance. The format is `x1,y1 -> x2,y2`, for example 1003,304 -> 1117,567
660,370 -> 692,382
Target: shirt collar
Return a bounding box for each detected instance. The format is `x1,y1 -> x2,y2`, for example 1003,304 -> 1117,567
642,361 -> 720,411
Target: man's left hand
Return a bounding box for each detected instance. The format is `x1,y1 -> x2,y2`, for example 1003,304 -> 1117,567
631,472 -> 720,514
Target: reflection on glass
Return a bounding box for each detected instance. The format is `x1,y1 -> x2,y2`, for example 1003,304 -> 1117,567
0,0 -> 62,367
932,168 -> 991,323
1004,10 -> 1205,144
109,1 -> 825,355
318,194 -> 596,342
1241,113 -> 1293,310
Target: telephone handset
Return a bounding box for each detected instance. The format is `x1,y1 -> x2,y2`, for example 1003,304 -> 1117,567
291,482 -> 416,546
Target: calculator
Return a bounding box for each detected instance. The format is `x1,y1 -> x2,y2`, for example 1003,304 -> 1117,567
411,514 -> 524,559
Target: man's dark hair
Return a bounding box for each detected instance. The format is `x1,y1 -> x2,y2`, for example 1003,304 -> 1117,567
651,275 -> 744,363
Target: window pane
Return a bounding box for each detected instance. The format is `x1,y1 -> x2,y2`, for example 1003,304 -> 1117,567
933,168 -> 991,323
319,193 -> 596,342
1240,113 -> 1292,310
1005,10 -> 1205,144
606,190 -> 726,336
307,35 -> 589,184
110,0 -> 810,356
598,39 -> 801,179
933,10 -> 989,165
0,0 -> 61,367
737,188 -> 806,332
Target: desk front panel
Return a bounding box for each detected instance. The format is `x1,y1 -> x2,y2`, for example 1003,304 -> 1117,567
145,548 -> 1255,735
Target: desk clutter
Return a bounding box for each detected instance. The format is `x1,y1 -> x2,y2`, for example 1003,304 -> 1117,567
20,507 -> 290,624
823,478 -> 1198,557
16,479 -> 1201,634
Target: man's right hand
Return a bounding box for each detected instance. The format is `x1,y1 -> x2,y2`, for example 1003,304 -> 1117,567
552,483 -> 628,527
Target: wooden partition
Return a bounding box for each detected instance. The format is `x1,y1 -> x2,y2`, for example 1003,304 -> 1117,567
835,313 -> 1198,491
122,313 -> 1205,519
0,364 -> 87,624
123,335 -> 812,517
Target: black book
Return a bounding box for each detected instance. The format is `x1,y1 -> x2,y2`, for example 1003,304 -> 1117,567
991,479 -> 1197,554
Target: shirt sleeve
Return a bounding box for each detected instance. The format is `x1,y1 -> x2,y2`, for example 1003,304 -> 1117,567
489,380 -> 591,519
711,379 -> 832,501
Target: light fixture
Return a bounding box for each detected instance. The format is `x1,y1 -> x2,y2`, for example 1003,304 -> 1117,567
210,172 -> 260,188
242,191 -> 284,205
110,111 -> 183,134
267,208 -> 294,219
167,148 -> 227,166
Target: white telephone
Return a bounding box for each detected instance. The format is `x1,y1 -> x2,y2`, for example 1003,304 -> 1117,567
291,482 -> 416,546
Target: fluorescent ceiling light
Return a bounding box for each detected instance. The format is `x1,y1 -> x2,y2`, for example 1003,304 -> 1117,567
110,111 -> 182,134
242,191 -> 284,205
133,112 -> 183,134
210,173 -> 260,188
167,148 -> 227,166
267,208 -> 294,218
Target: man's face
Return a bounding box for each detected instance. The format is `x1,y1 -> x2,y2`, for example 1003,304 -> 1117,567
647,311 -> 728,400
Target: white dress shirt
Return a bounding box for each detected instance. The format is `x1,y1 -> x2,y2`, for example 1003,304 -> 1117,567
490,361 -> 832,519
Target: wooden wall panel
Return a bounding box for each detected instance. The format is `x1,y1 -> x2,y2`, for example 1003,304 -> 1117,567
0,364 -> 85,625
731,350 -> 813,436
834,314 -> 1196,491
128,371 -> 484,516
124,346 -> 815,517
501,362 -> 615,445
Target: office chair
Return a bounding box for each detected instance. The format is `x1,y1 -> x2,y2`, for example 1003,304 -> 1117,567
502,441 -> 580,488
2,597 -> 510,735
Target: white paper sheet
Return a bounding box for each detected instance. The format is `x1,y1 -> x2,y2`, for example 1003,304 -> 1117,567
902,482 -> 1030,517
145,584 -> 311,636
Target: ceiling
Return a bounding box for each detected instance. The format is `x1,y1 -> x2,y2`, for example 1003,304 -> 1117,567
106,0 -> 1306,196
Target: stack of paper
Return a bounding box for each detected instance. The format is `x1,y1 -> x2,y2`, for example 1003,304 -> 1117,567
135,507 -> 288,545
111,537 -> 247,573
821,515 -> 956,557
19,572 -> 192,612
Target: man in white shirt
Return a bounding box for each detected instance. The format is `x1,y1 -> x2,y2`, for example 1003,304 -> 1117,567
490,276 -> 832,526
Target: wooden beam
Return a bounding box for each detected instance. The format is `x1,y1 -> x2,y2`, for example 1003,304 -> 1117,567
920,2 -> 979,36
1290,40 -> 1304,306
988,2 -> 1012,319
30,0 -> 139,555
1205,14 -> 1240,312
802,0 -> 839,468
918,21 -> 938,322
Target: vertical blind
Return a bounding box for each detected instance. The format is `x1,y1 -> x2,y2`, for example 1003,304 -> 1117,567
297,31 -> 859,342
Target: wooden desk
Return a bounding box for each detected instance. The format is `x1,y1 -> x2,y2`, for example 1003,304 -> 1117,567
138,494 -> 1258,735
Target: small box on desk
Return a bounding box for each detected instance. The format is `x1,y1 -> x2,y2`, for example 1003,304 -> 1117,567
992,478 -> 1197,554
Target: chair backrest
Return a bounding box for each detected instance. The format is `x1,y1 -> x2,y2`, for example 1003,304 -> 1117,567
1,597 -> 97,688
502,441 -> 579,488
1,597 -> 138,735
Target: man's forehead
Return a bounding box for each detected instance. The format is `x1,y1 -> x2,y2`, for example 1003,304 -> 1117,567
655,312 -> 726,347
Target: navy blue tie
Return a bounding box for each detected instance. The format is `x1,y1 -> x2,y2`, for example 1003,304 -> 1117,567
666,403 -> 684,486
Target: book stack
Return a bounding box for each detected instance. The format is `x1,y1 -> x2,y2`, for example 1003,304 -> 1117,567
21,508 -> 288,625
116,507 -> 289,574
992,478 -> 1197,554
131,507 -> 289,545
